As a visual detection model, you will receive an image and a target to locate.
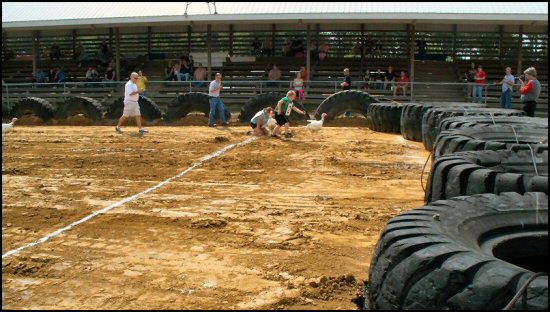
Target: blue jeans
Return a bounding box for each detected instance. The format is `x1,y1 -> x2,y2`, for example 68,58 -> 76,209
209,97 -> 227,125
500,89 -> 513,109
473,85 -> 484,103
344,112 -> 352,117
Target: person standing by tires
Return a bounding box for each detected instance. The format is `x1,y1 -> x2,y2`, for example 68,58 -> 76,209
341,68 -> 352,117
497,67 -> 515,109
208,72 -> 229,127
115,72 -> 148,134
472,64 -> 487,103
518,67 -> 541,117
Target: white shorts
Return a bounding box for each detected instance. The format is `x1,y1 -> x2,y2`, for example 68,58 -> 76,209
123,100 -> 141,117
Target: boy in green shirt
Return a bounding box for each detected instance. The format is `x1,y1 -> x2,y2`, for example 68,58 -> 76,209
273,90 -> 307,138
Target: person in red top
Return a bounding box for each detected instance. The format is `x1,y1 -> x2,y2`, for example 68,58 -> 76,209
393,71 -> 410,96
472,64 -> 487,103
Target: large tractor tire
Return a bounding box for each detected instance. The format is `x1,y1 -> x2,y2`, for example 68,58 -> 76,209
438,116 -> 548,133
60,96 -> 104,123
366,103 -> 402,133
400,102 -> 487,142
10,97 -> 56,122
238,92 -> 308,123
422,107 -> 524,151
314,90 -> 378,123
166,92 -> 231,123
426,145 -> 548,202
106,96 -> 163,122
2,101 -> 11,121
434,125 -> 548,158
367,192 -> 548,310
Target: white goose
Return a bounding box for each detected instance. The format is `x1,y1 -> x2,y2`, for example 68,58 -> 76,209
2,118 -> 17,137
266,117 -> 277,132
305,113 -> 327,132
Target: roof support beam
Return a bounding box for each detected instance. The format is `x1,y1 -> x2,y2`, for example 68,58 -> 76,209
408,23 -> 415,102
115,27 -> 120,81
360,23 -> 365,77
306,23 -> 311,82
72,29 -> 77,58
452,24 -> 457,63
271,24 -> 275,63
32,30 -> 39,74
229,24 -> 234,57
498,25 -> 504,61
147,26 -> 152,61
517,25 -> 523,76
187,25 -> 192,54
207,24 -> 212,81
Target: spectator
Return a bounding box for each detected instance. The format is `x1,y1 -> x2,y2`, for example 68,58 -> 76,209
50,44 -> 61,61
364,38 -> 375,57
193,63 -> 207,87
48,68 -> 57,83
472,64 -> 487,103
300,66 -> 309,83
518,67 -> 541,117
363,69 -> 374,90
173,61 -> 182,81
292,72 -> 305,106
85,67 -> 99,87
417,38 -> 427,61
252,37 -> 262,56
393,71 -> 410,96
103,66 -> 116,87
318,43 -> 330,61
75,44 -> 88,67
55,67 -> 67,83
374,69 -> 385,90
33,68 -> 46,84
179,59 -> 191,81
164,62 -> 176,81
497,67 -> 515,109
188,54 -> 195,73
268,64 -> 281,87
136,70 -> 148,96
290,36 -> 305,57
96,47 -> 108,68
464,62 -> 477,100
283,39 -> 292,57
115,72 -> 147,134
261,38 -> 272,56
341,68 -> 352,117
208,73 -> 229,127
384,66 -> 396,91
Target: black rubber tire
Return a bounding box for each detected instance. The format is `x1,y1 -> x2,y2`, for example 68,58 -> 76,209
367,103 -> 402,133
314,90 -> 378,123
400,102 -> 487,142
366,192 -> 548,310
434,125 -> 548,158
439,116 -> 548,133
166,92 -> 231,123
60,96 -> 104,122
2,101 -> 11,121
422,107 -> 524,151
238,92 -> 307,123
106,96 -> 163,122
10,97 -> 56,122
426,145 -> 548,202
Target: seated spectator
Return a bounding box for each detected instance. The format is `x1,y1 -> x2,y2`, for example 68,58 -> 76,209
290,36 -> 305,57
193,63 -> 208,87
267,64 -> 281,87
164,62 -> 176,81
300,66 -> 309,83
103,66 -> 116,87
74,44 -> 88,67
374,69 -> 385,90
179,59 -> 191,81
48,68 -> 57,83
363,69 -> 374,90
318,43 -> 330,61
85,67 -> 99,86
33,68 -> 47,84
55,67 -> 67,83
252,37 -> 262,56
384,66 -> 396,90
261,38 -> 272,56
50,44 -> 61,61
393,71 -> 410,96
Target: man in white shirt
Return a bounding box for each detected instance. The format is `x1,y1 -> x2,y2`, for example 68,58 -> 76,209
115,72 -> 148,134
498,66 -> 515,109
208,73 -> 229,127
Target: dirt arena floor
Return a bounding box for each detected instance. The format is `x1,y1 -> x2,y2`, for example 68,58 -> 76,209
2,122 -> 429,309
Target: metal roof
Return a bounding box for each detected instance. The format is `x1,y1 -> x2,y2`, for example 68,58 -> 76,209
3,2 -> 548,29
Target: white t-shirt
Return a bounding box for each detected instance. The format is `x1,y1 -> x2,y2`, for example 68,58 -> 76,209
502,74 -> 515,93
124,80 -> 139,102
209,80 -> 221,97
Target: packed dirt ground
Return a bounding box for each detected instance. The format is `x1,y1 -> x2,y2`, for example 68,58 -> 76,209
2,121 -> 429,310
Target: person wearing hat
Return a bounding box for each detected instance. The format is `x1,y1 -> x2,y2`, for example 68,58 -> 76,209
518,67 -> 541,117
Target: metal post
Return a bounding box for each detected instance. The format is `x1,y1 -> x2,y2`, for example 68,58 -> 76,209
147,26 -> 152,61
271,24 -> 275,62
452,24 -> 457,63
409,24 -> 416,102
498,25 -> 504,61
72,29 -> 77,59
115,28 -> 120,81
315,24 -> 320,52
229,24 -> 234,57
32,30 -> 40,75
187,26 -> 192,54
306,24 -> 311,82
360,24 -> 365,78
517,25 -> 523,76
207,24 -> 212,81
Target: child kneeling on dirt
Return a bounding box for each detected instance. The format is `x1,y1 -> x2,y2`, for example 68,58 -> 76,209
250,107 -> 273,136
273,90 -> 307,138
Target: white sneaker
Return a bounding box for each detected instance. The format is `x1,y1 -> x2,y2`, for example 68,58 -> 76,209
115,126 -> 124,134
139,128 -> 149,134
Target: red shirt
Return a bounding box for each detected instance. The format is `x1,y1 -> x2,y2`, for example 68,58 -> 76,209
520,80 -> 534,94
475,70 -> 487,85
398,76 -> 410,86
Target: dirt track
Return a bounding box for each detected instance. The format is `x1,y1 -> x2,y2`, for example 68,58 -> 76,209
2,124 -> 429,309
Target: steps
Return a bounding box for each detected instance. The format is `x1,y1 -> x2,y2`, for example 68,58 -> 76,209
413,60 -> 465,101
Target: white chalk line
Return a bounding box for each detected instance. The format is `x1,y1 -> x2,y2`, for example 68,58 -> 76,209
2,136 -> 257,259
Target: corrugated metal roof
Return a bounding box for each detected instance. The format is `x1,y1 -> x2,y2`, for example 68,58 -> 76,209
3,2 -> 548,22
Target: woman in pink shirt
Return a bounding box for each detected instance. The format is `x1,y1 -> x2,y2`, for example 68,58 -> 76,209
393,71 -> 410,96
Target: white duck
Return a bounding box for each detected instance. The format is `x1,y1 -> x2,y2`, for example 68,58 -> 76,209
305,113 -> 327,132
266,117 -> 277,132
2,118 -> 17,137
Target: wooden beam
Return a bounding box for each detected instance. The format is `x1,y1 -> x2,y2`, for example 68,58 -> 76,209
306,24 -> 311,82
229,24 -> 234,57
207,24 -> 212,81
360,24 -> 365,77
187,25 -> 192,54
517,25 -> 523,75
72,29 -> 77,58
452,24 -> 457,63
409,24 -> 416,102
271,24 -> 275,62
498,25 -> 504,61
147,26 -> 152,61
315,24 -> 320,51
32,30 -> 40,74
116,28 -> 120,81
